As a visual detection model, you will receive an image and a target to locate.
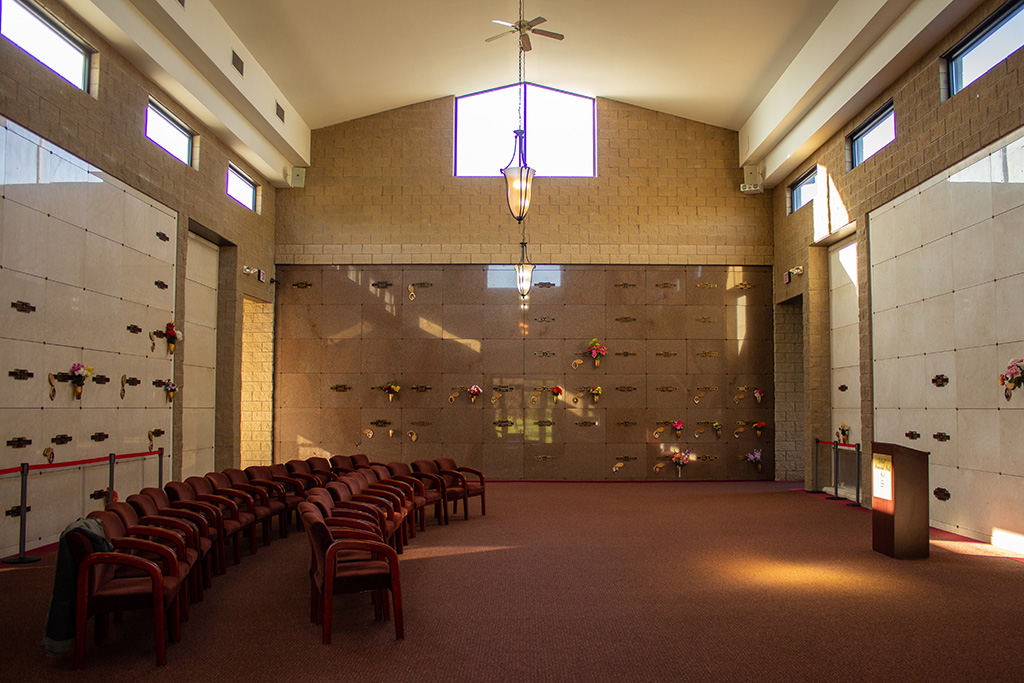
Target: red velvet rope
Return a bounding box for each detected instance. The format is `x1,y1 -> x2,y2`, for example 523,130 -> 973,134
0,450 -> 162,477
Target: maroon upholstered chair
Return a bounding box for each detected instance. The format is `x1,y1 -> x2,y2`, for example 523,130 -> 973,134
337,473 -> 406,552
73,511 -> 184,668
186,475 -> 258,559
226,467 -> 290,538
286,459 -> 331,489
412,459 -> 468,521
304,488 -> 384,540
128,492 -> 213,592
207,471 -> 274,547
106,501 -> 200,606
247,465 -> 304,529
363,465 -> 417,538
329,454 -> 357,474
387,461 -> 442,530
349,453 -> 373,468
143,486 -> 224,576
434,457 -> 486,516
306,456 -> 339,482
166,480 -> 245,567
299,503 -> 404,643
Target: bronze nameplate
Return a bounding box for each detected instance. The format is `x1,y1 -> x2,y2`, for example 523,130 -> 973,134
697,316 -> 715,323
330,384 -> 352,393
152,379 -> 166,387
8,369 -> 33,380
615,386 -> 637,392
696,283 -> 718,289
535,420 -> 555,427
575,421 -> 597,427
615,316 -> 636,323
614,455 -> 638,461
695,455 -> 718,461
11,301 -> 36,313
411,385 -> 432,392
371,280 -> 392,289
933,487 -> 951,501
127,324 -> 143,334
655,351 -> 677,358
615,351 -> 637,358
154,280 -> 169,290
932,374 -> 949,387
90,432 -> 109,442
93,375 -> 110,385
6,437 -> 31,449
292,282 -> 313,289
534,316 -> 555,323
933,432 -> 950,442
905,431 -> 921,440
493,420 -> 515,428
696,386 -> 718,392
125,377 -> 141,386
838,384 -> 848,392
533,454 -> 556,461
51,434 -> 73,445
410,421 -> 433,427
697,351 -> 719,358
152,330 -> 167,339
156,231 -> 170,242
409,282 -> 433,288
696,420 -> 717,426
616,421 -> 638,427
654,282 -> 675,289
150,429 -> 165,437
614,282 -> 637,289
533,351 -> 556,357
735,282 -> 755,290
655,386 -> 677,392
494,385 -> 515,393
370,419 -> 392,428
535,282 -> 555,289
53,372 -> 73,382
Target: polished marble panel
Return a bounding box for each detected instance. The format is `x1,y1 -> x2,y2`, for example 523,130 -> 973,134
605,268 -> 645,305
522,304 -> 564,340
686,266 -> 729,305
645,269 -> 686,305
277,266 -> 321,305
401,304 -> 443,340
562,305 -> 606,340
523,443 -> 568,480
524,339 -> 567,374
480,442 -> 524,480
321,339 -> 362,374
562,267 -> 604,305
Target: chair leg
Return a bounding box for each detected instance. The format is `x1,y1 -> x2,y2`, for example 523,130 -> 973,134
262,519 -> 272,546
481,491 -> 486,515
463,495 -> 469,520
248,526 -> 258,555
279,510 -> 289,538
233,534 -> 241,565
153,590 -> 168,666
322,591 -> 333,645
391,582 -> 404,640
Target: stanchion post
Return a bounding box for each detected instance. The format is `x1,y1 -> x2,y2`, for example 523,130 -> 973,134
809,439 -> 823,493
827,441 -> 844,500
158,447 -> 165,488
107,453 -> 116,505
2,463 -> 41,564
848,442 -> 863,507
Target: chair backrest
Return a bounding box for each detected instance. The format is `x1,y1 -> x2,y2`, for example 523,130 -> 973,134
127,493 -> 162,518
412,460 -> 439,476
370,465 -> 392,482
350,453 -> 370,468
307,456 -> 332,473
142,486 -> 174,508
205,471 -> 232,490
339,474 -> 364,496
84,511 -> 123,588
106,501 -> 141,529
434,457 -> 457,471
304,488 -> 334,517
245,465 -> 273,482
287,459 -> 313,475
330,455 -> 354,471
387,461 -> 412,477
186,476 -> 216,497
268,463 -> 291,478
165,480 -> 198,504
223,468 -> 248,487
325,481 -> 353,504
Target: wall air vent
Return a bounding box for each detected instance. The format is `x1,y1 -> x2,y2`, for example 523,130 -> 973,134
231,50 -> 244,76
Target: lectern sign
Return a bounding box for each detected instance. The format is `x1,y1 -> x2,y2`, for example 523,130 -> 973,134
873,453 -> 893,501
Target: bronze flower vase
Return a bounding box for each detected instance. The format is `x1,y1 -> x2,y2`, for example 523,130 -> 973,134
167,340 -> 175,355
73,384 -> 83,400
166,390 -> 174,403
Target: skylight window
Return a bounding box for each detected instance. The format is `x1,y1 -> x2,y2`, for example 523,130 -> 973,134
1,0 -> 91,90
790,168 -> 816,213
227,163 -> 257,211
146,99 -> 194,165
850,101 -> 895,168
947,0 -> 1024,95
455,83 -> 595,178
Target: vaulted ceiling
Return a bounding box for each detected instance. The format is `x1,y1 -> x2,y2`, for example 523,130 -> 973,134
63,0 -> 986,186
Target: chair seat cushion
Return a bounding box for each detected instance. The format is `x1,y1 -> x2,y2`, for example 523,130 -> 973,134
466,482 -> 484,495
316,560 -> 391,593
92,575 -> 181,610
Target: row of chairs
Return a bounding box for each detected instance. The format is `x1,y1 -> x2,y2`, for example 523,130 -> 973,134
59,454 -> 485,666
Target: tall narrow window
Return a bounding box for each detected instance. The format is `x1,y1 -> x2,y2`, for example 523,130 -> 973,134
850,101 -> 895,168
227,163 -> 257,211
947,0 -> 1024,95
790,168 -> 817,213
146,99 -> 194,165
1,0 -> 91,90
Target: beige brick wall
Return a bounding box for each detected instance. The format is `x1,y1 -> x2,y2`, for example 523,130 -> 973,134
772,0 -> 1024,486
0,0 -> 278,476
240,297 -> 274,468
276,98 -> 773,266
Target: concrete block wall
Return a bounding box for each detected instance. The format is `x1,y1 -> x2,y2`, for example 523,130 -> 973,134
276,97 -> 774,267
0,0 -> 277,478
772,0 -> 1024,488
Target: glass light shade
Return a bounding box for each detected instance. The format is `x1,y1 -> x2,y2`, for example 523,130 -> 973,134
502,165 -> 535,222
515,261 -> 535,298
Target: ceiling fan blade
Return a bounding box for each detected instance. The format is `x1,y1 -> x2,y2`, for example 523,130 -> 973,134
485,30 -> 513,42
531,28 -> 564,41
520,32 -> 532,52
526,16 -> 547,28
492,19 -> 515,27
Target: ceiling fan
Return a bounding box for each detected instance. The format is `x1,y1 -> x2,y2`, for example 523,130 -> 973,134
485,15 -> 564,52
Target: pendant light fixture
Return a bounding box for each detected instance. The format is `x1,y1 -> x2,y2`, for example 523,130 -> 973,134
503,0 -> 535,298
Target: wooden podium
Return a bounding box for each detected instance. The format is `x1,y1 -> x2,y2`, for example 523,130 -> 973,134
871,442 -> 930,559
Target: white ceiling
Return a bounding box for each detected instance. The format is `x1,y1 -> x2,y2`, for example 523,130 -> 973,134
207,0 -> 840,131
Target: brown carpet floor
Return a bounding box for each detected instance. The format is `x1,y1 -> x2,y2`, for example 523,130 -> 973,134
2,481 -> 1022,682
